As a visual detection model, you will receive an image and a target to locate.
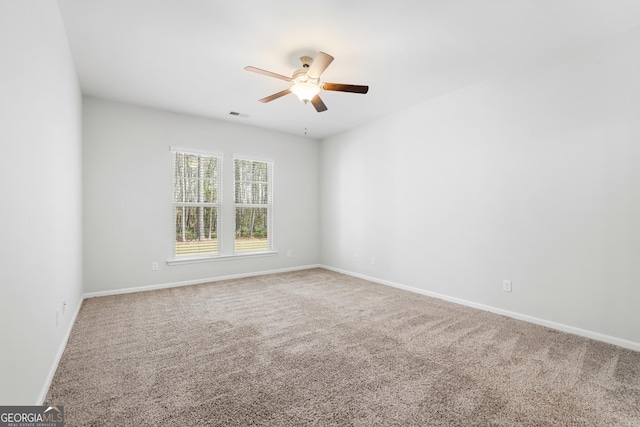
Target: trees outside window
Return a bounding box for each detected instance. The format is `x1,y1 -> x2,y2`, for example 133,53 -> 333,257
234,158 -> 272,253
171,150 -> 273,259
172,150 -> 221,257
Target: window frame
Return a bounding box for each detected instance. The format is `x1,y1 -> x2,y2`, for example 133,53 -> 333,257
167,149 -> 278,265
233,156 -> 274,255
171,147 -> 223,260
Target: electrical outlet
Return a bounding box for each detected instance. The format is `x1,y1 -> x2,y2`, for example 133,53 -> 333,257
286,250 -> 292,258
503,280 -> 512,292
371,257 -> 376,265
354,253 -> 359,263
151,262 -> 159,271
62,300 -> 67,314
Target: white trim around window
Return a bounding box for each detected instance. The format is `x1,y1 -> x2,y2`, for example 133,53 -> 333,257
167,149 -> 277,265
233,156 -> 274,255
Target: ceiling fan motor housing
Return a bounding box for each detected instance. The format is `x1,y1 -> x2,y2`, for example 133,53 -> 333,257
292,68 -> 317,85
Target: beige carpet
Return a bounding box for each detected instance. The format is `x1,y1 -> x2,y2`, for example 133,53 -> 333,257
46,268 -> 640,426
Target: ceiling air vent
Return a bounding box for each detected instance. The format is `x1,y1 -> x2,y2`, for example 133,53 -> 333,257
228,111 -> 249,118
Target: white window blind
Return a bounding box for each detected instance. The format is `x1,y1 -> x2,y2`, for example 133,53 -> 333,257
172,150 -> 222,257
234,158 -> 273,253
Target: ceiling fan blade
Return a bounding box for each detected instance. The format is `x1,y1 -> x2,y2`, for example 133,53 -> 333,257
323,83 -> 369,94
245,66 -> 292,82
310,95 -> 328,112
307,52 -> 334,79
258,88 -> 291,103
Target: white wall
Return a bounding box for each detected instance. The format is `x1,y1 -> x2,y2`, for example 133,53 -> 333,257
0,2 -> 83,404
321,27 -> 640,346
83,97 -> 320,294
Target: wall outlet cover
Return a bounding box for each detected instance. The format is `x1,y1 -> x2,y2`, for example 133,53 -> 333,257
503,280 -> 512,292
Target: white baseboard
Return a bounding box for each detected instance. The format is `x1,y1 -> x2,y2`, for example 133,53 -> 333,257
83,264 -> 321,299
38,296 -> 83,404
320,265 -> 640,352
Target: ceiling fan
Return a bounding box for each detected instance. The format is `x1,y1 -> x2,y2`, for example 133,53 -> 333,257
245,52 -> 368,112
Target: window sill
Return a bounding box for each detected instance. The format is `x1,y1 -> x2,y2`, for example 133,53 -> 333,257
167,250 -> 278,266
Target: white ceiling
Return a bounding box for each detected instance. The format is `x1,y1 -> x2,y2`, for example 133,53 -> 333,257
57,0 -> 640,139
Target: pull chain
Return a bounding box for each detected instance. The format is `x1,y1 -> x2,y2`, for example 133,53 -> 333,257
304,101 -> 310,136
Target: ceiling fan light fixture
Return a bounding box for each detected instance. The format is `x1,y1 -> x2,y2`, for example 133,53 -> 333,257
291,81 -> 321,102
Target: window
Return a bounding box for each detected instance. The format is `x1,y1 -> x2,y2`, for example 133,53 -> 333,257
172,150 -> 222,257
234,158 -> 273,253
169,150 -> 275,263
